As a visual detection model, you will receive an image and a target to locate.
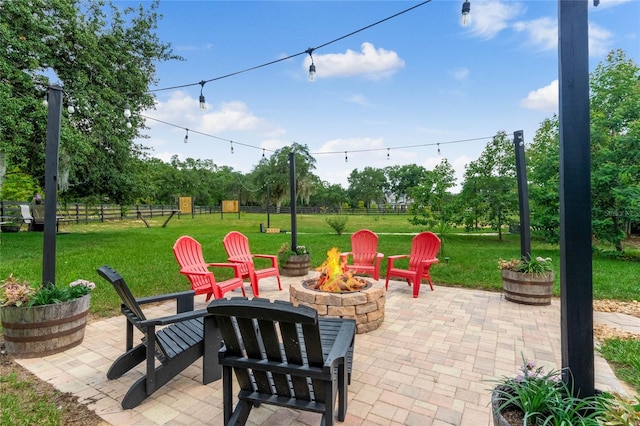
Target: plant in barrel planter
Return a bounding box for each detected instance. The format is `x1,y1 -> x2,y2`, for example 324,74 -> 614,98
498,256 -> 554,306
1,275 -> 94,358
491,356 -> 636,425
278,242 -> 311,277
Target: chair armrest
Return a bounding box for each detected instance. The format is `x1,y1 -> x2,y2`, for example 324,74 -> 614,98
139,308 -> 209,327
340,252 -> 352,260
387,254 -> 408,268
421,258 -> 439,266
136,290 -> 196,305
252,254 -> 278,267
375,253 -> 384,258
323,320 -> 356,370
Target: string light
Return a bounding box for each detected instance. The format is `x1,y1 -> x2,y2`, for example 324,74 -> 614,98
262,148 -> 266,158
199,81 -> 207,111
306,48 -> 316,82
345,151 -> 348,163
460,0 -> 471,27
230,141 -> 234,154
126,117 -> 132,128
437,143 -> 441,155
42,93 -> 48,107
184,128 -> 189,144
387,148 -> 390,160
123,104 -> 131,118
67,99 -> 75,114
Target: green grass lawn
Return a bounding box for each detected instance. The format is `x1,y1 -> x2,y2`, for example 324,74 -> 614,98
0,212 -> 637,317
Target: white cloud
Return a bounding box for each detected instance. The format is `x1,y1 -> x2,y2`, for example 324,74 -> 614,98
145,91 -> 285,137
469,1 -> 523,40
346,94 -> 372,106
512,18 -> 612,56
452,67 -> 470,81
520,80 -> 558,111
512,17 -> 557,51
305,42 -> 405,80
589,23 -> 613,57
318,137 -> 385,153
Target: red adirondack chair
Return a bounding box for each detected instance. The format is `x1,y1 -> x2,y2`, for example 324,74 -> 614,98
222,231 -> 282,297
173,235 -> 246,300
340,229 -> 384,280
385,231 -> 441,298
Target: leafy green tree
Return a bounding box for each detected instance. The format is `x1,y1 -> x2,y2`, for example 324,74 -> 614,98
346,167 -> 387,209
528,116 -> 560,243
590,49 -> 640,250
250,143 -> 316,211
0,0 -> 179,203
384,164 -> 428,205
459,131 -> 517,240
309,178 -> 347,211
409,158 -> 456,229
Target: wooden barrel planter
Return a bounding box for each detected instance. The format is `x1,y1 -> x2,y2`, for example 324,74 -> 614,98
502,270 -> 553,306
0,294 -> 90,358
280,254 -> 311,277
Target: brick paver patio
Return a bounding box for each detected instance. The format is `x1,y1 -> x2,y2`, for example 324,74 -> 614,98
15,274 -> 632,425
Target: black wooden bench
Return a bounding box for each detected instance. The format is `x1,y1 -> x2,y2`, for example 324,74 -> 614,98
97,265 -> 221,409
207,297 -> 356,426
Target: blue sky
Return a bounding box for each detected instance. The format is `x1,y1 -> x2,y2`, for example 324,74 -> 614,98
130,0 -> 639,191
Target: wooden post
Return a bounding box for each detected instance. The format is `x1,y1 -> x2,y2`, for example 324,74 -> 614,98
513,130 -> 531,259
558,0 -> 594,397
42,85 -> 62,287
289,151 -> 297,249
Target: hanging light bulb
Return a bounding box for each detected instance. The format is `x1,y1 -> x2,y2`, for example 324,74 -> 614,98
460,0 -> 471,27
184,128 -> 189,144
262,148 -> 266,159
437,143 -> 441,155
43,93 -> 48,107
230,141 -> 234,154
126,117 -> 132,129
66,98 -> 75,114
124,103 -> 131,118
345,151 -> 348,163
199,81 -> 207,111
387,148 -> 390,160
306,48 -> 316,82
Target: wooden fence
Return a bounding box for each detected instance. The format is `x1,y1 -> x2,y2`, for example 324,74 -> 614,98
0,201 -> 410,225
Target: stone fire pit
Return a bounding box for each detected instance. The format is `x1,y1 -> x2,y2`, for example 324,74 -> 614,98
289,275 -> 386,334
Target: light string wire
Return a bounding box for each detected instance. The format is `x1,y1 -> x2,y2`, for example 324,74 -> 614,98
142,0 -> 433,94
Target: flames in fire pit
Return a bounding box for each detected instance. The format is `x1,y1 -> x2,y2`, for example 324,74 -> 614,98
302,247 -> 371,292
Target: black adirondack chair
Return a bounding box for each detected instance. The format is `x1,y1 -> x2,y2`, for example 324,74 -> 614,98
97,265 -> 221,409
207,297 -> 356,426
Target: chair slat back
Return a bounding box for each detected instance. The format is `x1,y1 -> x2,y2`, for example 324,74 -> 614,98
97,265 -> 147,322
350,229 -> 379,266
173,236 -> 216,294
20,205 -> 33,222
208,298 -> 326,402
223,231 -> 252,274
409,232 -> 441,271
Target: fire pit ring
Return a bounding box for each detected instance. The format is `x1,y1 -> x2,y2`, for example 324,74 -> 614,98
301,278 -> 373,293
290,275 -> 385,334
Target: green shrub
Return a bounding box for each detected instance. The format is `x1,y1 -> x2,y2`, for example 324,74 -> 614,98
325,216 -> 348,235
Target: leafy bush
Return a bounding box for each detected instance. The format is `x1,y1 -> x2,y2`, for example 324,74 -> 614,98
325,216 -> 348,235
498,256 -> 553,274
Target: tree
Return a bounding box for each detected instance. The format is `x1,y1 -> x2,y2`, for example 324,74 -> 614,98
309,178 -> 347,211
0,0 -> 180,203
459,131 -> 517,241
409,159 -> 456,229
528,116 -> 560,243
384,164 -> 428,207
250,143 -> 316,211
346,167 -> 387,209
589,49 -> 640,250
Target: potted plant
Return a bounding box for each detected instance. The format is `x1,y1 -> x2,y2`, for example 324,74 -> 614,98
491,356 -> 636,425
498,256 -> 554,306
1,275 -> 94,358
278,242 -> 311,277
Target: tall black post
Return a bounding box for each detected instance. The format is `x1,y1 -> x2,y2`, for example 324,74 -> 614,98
289,151 -> 297,249
558,0 -> 594,396
266,182 -> 271,228
42,85 -> 63,287
513,130 -> 531,259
